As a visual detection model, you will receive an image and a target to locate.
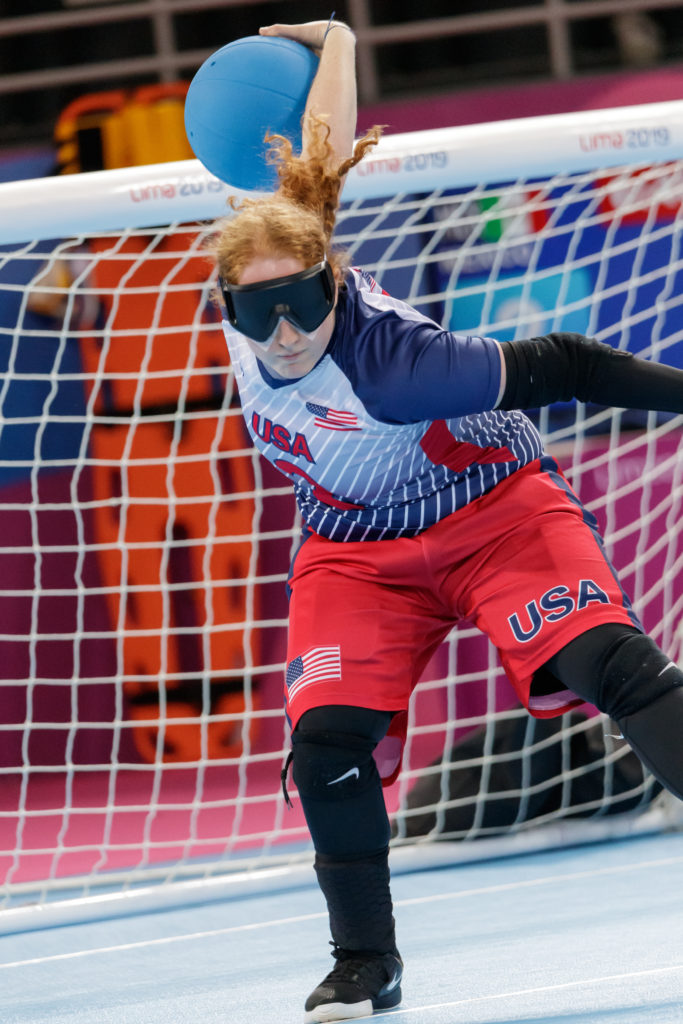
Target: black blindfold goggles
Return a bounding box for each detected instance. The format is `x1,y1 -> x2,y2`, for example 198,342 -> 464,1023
220,260 -> 336,343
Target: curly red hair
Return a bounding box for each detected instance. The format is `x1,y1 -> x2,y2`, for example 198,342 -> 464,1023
213,115 -> 382,286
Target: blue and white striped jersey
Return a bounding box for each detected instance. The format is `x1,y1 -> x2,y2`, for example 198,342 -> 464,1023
222,268 -> 544,541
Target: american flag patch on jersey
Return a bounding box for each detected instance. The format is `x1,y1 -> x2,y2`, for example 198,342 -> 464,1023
306,402 -> 361,431
286,645 -> 342,701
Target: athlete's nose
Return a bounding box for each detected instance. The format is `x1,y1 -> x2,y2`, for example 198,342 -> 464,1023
274,319 -> 301,348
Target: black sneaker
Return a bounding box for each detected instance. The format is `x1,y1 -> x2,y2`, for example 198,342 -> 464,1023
304,946 -> 403,1023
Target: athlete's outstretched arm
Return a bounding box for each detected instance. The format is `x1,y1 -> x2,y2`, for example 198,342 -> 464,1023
259,19 -> 357,167
497,332 -> 683,414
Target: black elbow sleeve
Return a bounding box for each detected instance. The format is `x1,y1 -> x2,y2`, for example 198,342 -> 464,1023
498,332 -> 637,411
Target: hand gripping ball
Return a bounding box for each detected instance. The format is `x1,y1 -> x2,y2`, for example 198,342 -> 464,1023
184,35 -> 319,191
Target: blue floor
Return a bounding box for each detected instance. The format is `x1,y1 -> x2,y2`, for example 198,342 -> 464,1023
2,831 -> 683,1023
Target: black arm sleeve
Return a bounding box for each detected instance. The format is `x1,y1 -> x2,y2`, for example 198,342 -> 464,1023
498,332 -> 683,413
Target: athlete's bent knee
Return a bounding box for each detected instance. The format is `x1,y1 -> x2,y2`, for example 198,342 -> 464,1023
291,711 -> 392,857
594,631 -> 683,719
544,626 -> 683,800
544,624 -> 683,719
292,728 -> 380,801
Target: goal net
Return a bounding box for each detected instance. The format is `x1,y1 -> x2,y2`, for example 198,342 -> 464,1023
1,100 -> 682,930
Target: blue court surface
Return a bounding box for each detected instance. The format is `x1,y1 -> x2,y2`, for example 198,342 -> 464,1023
2,830 -> 683,1024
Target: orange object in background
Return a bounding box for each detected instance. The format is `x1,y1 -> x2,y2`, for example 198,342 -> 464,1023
80,230 -> 259,763
52,82 -> 259,764
55,83 -> 193,173
55,90 -> 127,174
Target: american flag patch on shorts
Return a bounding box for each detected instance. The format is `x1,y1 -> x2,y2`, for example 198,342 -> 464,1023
286,646 -> 342,701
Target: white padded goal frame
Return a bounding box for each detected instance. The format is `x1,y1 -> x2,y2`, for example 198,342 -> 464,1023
1,101 -> 683,934
1,100 -> 682,242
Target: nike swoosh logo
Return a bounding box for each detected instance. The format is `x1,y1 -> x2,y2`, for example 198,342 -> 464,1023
327,767 -> 360,786
384,971 -> 401,994
658,661 -> 677,676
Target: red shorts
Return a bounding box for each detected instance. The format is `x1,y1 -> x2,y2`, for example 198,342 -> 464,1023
284,457 -> 640,781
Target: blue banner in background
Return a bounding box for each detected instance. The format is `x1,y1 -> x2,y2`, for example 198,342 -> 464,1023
445,267 -> 593,343
0,244 -> 89,489
421,170 -> 683,431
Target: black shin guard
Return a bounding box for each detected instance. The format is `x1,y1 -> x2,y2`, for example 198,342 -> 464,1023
315,849 -> 398,955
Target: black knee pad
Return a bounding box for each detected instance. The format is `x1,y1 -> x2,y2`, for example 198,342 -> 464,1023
291,728 -> 391,857
292,728 -> 380,801
545,624 -> 683,720
599,632 -> 683,720
545,627 -> 683,801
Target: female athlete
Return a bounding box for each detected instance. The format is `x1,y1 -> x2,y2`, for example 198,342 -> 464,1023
213,19 -> 683,1023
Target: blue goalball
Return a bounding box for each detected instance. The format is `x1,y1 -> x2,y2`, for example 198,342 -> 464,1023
184,35 -> 319,191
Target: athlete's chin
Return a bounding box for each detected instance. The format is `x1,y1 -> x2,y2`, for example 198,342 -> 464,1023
274,355 -> 313,378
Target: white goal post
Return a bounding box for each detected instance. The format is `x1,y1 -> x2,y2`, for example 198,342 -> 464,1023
1,100 -> 683,934
1,100 -> 683,242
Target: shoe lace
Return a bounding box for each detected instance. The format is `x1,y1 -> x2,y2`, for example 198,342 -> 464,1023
326,943 -> 393,989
